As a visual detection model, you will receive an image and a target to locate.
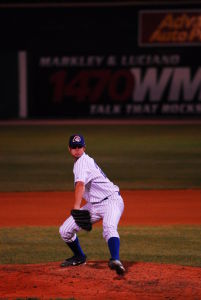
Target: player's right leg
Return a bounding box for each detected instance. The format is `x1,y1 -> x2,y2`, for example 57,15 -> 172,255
59,202 -> 101,267
59,216 -> 86,267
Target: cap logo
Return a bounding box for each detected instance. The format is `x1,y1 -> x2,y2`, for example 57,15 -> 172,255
73,135 -> 81,143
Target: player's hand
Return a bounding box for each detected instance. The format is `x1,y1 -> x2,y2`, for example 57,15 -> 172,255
71,209 -> 92,231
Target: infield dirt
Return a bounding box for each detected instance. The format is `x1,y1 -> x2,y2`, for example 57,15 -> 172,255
0,189 -> 201,299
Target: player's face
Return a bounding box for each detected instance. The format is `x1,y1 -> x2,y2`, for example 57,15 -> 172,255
68,146 -> 85,159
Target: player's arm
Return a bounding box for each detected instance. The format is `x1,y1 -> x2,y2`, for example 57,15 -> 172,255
74,181 -> 85,209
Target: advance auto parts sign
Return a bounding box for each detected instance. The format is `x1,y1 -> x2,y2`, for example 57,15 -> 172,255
139,10 -> 201,46
29,54 -> 201,117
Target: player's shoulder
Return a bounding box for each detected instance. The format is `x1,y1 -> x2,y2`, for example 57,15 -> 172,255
74,153 -> 91,167
81,153 -> 95,167
80,152 -> 91,162
84,152 -> 93,160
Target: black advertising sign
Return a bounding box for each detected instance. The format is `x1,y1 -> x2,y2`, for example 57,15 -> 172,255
28,4 -> 201,118
29,53 -> 201,117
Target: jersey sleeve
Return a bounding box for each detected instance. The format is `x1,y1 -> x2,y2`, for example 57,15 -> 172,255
73,158 -> 92,184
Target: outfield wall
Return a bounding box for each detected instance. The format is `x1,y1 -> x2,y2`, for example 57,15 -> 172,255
0,1 -> 201,119
0,53 -> 18,119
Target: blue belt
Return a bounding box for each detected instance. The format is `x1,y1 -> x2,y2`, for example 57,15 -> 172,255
92,191 -> 120,204
103,191 -> 120,201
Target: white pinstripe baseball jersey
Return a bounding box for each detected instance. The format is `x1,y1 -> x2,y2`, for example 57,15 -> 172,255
73,152 -> 119,203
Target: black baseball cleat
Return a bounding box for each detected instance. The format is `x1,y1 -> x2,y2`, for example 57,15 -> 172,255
108,259 -> 125,275
60,255 -> 87,267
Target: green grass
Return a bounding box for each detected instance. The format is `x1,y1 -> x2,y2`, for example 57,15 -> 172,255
0,124 -> 201,191
0,226 -> 200,267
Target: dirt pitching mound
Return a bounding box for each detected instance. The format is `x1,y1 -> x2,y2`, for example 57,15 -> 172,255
0,261 -> 201,300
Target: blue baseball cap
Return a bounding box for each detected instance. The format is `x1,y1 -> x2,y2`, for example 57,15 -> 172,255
69,134 -> 85,148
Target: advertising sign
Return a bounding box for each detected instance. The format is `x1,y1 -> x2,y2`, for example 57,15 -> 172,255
28,53 -> 201,117
28,5 -> 201,118
139,10 -> 201,46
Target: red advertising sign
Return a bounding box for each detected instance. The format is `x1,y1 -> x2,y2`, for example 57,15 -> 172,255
139,10 -> 201,46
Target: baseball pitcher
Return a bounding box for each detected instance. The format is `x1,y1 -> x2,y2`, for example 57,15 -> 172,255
59,134 -> 125,275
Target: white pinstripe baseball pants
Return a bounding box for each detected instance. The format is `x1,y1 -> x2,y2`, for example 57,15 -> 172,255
59,194 -> 124,243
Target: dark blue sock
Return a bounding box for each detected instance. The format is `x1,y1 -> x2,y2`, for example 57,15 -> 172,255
66,237 -> 85,258
108,237 -> 120,260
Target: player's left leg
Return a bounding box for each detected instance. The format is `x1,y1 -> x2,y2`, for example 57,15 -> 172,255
102,194 -> 125,275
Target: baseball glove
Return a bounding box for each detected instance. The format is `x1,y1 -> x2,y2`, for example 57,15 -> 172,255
71,209 -> 92,231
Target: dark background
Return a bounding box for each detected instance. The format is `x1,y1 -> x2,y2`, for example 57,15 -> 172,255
0,0 -> 200,118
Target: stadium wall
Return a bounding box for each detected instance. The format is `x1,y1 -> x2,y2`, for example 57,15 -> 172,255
0,53 -> 18,119
0,1 -> 200,119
